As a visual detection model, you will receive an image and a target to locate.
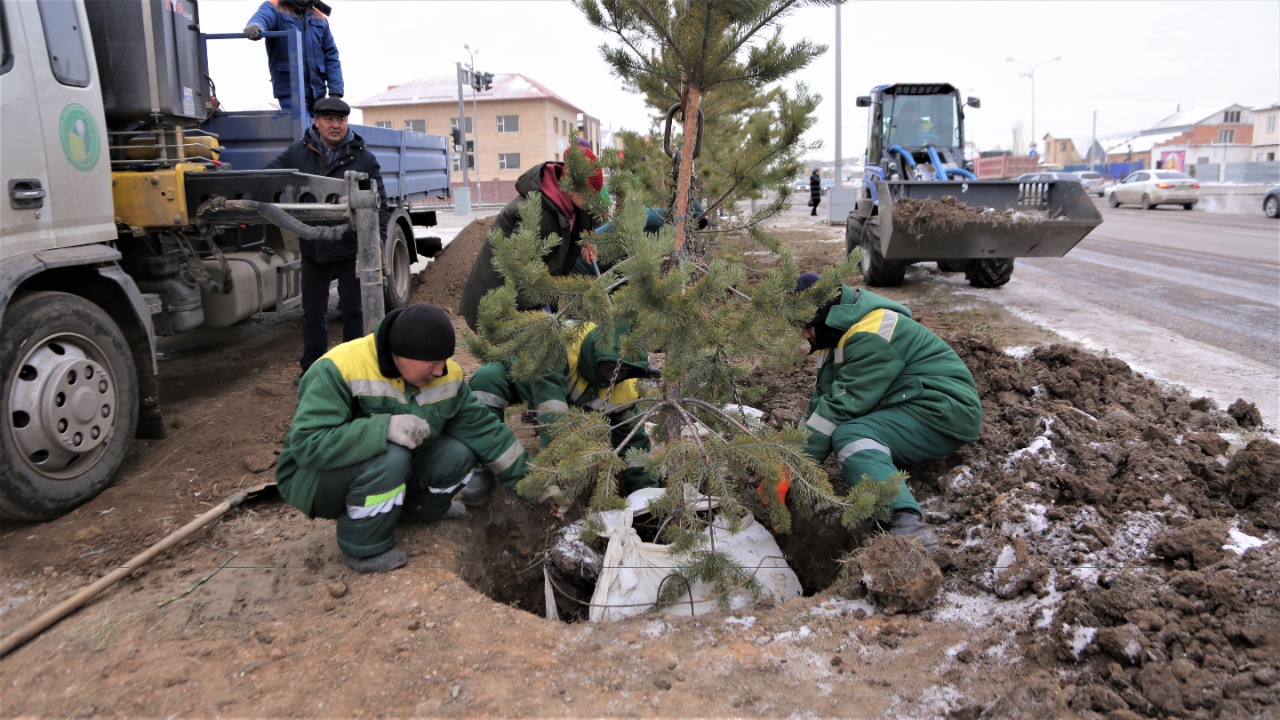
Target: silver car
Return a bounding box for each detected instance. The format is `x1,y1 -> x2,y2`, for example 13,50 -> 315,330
1074,171 -> 1107,197
1108,170 -> 1199,210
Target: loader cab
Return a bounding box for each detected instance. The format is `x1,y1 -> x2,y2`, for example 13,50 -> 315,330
860,84 -> 976,180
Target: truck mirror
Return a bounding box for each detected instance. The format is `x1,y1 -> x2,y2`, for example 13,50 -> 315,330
966,96 -> 981,109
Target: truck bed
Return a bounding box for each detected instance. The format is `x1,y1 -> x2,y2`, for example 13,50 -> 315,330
200,110 -> 450,204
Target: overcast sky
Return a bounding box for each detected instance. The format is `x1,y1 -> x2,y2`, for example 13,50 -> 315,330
201,0 -> 1280,159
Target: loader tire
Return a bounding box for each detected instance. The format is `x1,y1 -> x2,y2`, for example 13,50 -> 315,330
844,214 -> 863,257
964,258 -> 1015,288
858,218 -> 907,287
0,292 -> 138,520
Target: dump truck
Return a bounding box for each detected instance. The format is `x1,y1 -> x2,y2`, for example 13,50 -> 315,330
846,83 -> 1101,288
0,0 -> 451,520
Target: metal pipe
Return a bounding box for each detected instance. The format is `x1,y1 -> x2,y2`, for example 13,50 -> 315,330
349,171 -> 386,334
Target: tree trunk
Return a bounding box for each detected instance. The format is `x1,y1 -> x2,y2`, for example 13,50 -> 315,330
673,86 -> 702,251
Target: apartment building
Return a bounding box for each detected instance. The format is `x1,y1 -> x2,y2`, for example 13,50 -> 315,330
354,73 -> 602,202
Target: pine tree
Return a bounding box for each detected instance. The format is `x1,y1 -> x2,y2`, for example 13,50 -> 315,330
464,0 -> 904,613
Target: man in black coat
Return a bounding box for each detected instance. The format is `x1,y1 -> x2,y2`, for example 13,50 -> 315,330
809,168 -> 822,216
264,96 -> 389,382
457,146 -> 603,331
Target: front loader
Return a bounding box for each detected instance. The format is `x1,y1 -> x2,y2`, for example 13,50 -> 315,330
846,84 -> 1101,287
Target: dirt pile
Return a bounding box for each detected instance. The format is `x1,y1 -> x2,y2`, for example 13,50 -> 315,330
0,212 -> 1276,718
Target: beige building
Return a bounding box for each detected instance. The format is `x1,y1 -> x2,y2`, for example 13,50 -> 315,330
354,73 -> 602,203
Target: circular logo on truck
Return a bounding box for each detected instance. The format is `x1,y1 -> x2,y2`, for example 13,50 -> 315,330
59,104 -> 101,172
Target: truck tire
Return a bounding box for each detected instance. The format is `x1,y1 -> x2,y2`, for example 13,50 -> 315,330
384,221 -> 412,310
857,219 -> 907,287
964,259 -> 1015,288
0,292 -> 139,521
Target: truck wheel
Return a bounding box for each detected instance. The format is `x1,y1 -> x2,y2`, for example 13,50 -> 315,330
859,219 -> 907,287
383,221 -> 412,310
1141,194 -> 1154,210
964,259 -> 1015,288
0,292 -> 139,521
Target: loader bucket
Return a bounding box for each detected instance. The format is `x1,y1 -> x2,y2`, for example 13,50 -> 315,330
870,179 -> 1101,260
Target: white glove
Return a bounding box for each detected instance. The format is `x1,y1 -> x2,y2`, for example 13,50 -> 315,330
537,485 -> 567,519
386,414 -> 429,449
244,23 -> 264,40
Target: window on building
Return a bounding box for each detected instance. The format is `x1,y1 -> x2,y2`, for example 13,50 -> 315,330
1268,152 -> 1276,162
498,153 -> 521,170
1217,129 -> 1235,143
1268,116 -> 1277,134
553,118 -> 559,133
405,119 -> 425,133
451,154 -> 475,172
37,0 -> 90,86
497,115 -> 519,133
374,121 -> 392,129
450,116 -> 474,134
1223,110 -> 1241,123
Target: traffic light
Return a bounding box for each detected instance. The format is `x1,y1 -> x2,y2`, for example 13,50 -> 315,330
450,126 -> 463,151
481,72 -> 494,91
470,72 -> 482,92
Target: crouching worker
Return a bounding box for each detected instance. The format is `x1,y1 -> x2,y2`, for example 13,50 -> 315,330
464,320 -> 658,506
795,274 -> 981,551
275,303 -> 531,573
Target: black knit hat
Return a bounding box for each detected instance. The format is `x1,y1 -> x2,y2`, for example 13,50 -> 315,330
375,304 -> 454,377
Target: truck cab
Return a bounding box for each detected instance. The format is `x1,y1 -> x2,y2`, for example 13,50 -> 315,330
1,0 -> 448,521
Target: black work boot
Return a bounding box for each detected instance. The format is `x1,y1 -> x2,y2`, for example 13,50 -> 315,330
343,547 -> 407,574
887,510 -> 939,552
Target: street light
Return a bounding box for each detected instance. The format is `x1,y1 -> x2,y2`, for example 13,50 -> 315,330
1006,56 -> 1060,156
464,44 -> 482,206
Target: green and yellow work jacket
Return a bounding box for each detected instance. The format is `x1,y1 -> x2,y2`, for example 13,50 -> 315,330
803,285 -> 981,460
276,333 -> 529,515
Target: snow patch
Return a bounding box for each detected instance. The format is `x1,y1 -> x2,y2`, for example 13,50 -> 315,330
1224,524 -> 1272,554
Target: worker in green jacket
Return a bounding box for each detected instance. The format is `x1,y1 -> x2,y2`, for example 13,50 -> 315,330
796,274 -> 982,551
276,303 -> 533,573
463,320 -> 658,505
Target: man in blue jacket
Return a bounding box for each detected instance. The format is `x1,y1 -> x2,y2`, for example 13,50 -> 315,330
264,97 -> 387,382
796,274 -> 982,551
244,0 -> 343,114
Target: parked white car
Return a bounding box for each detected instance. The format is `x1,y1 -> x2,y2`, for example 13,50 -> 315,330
1108,170 -> 1199,210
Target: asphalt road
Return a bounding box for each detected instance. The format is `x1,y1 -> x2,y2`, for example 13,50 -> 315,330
975,197 -> 1280,431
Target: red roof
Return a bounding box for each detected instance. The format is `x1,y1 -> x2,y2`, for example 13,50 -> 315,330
354,73 -> 582,113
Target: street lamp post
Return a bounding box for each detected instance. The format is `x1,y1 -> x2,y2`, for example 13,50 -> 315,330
465,44 -> 482,206
1006,56 -> 1060,157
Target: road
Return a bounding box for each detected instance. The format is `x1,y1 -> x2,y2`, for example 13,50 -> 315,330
964,198 -> 1280,431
